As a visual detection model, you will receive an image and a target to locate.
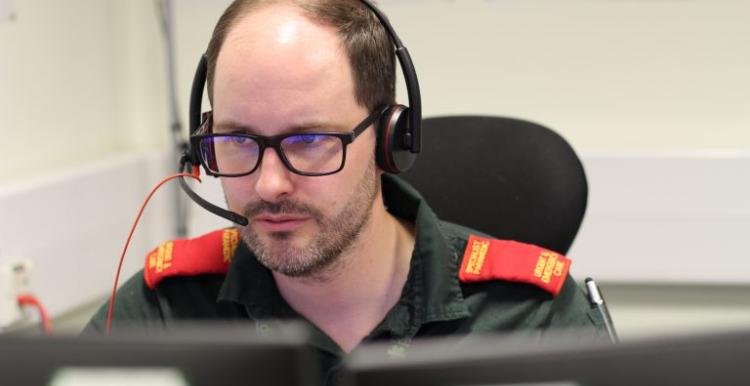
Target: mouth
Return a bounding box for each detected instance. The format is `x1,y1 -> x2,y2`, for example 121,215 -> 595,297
253,214 -> 311,233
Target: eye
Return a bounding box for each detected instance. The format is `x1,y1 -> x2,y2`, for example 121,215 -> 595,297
231,136 -> 248,144
225,134 -> 254,145
287,134 -> 326,145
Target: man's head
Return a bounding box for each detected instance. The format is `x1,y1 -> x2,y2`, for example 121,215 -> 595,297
206,0 -> 395,112
205,0 -> 396,279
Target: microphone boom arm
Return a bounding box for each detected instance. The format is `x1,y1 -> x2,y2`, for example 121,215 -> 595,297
178,162 -> 249,226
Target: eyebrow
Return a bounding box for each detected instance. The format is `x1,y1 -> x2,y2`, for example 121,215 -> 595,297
213,120 -> 350,135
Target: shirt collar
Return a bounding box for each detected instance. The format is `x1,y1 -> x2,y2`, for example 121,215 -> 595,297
217,241 -> 295,318
379,174 -> 470,331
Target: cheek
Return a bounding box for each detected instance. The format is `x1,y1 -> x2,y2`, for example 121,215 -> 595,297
346,129 -> 377,170
297,176 -> 343,208
220,176 -> 254,211
314,136 -> 376,202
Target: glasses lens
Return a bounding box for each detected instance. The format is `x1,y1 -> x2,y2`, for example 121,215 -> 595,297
280,134 -> 345,174
199,135 -> 260,175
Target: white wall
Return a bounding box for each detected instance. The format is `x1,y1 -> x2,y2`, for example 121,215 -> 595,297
0,0 -> 167,182
379,0 -> 750,151
1,0 -> 749,338
0,151 -> 176,323
4,0 -> 748,176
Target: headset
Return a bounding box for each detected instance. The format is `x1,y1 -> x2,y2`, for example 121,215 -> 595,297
180,0 -> 421,226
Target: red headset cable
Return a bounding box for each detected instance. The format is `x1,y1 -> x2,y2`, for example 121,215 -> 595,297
17,294 -> 53,335
105,167 -> 201,336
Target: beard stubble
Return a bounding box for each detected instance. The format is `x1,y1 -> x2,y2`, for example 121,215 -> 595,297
239,158 -> 379,280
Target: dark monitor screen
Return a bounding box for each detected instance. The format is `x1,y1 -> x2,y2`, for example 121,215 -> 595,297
0,323 -> 320,386
341,328 -> 750,386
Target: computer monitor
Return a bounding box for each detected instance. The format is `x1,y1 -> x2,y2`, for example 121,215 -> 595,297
0,322 -> 320,386
341,328 -> 750,386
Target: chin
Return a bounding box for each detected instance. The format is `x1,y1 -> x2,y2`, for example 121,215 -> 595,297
268,231 -> 293,241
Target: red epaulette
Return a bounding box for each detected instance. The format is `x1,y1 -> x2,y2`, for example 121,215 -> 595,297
143,228 -> 240,289
458,235 -> 571,296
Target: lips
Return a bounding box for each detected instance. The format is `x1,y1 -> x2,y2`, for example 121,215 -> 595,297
253,214 -> 310,232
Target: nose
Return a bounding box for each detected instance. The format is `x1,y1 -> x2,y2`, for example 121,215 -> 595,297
253,147 -> 295,202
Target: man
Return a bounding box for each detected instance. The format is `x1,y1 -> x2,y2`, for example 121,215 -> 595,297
86,0 -> 605,382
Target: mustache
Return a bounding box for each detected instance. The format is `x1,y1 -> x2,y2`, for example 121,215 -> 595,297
242,199 -> 321,219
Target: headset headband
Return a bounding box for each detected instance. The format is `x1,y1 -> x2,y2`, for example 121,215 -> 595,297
358,0 -> 421,152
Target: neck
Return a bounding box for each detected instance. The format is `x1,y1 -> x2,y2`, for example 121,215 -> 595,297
273,192 -> 415,352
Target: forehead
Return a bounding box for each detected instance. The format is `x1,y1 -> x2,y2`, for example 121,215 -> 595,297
212,3 -> 361,131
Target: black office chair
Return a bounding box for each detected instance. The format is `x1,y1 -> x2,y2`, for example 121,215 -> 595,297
399,116 -> 587,255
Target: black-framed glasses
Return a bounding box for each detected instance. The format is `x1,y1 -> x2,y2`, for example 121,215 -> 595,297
191,108 -> 384,177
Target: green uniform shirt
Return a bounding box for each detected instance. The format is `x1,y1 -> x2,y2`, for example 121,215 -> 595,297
85,174 -> 606,384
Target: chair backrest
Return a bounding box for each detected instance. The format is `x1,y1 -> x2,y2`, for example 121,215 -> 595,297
399,116 -> 587,255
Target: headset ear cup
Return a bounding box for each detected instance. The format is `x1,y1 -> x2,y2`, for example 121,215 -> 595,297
376,105 -> 417,174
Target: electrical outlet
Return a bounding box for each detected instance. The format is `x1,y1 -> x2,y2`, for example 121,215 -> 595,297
0,263 -> 22,329
11,259 -> 32,294
0,260 -> 33,330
